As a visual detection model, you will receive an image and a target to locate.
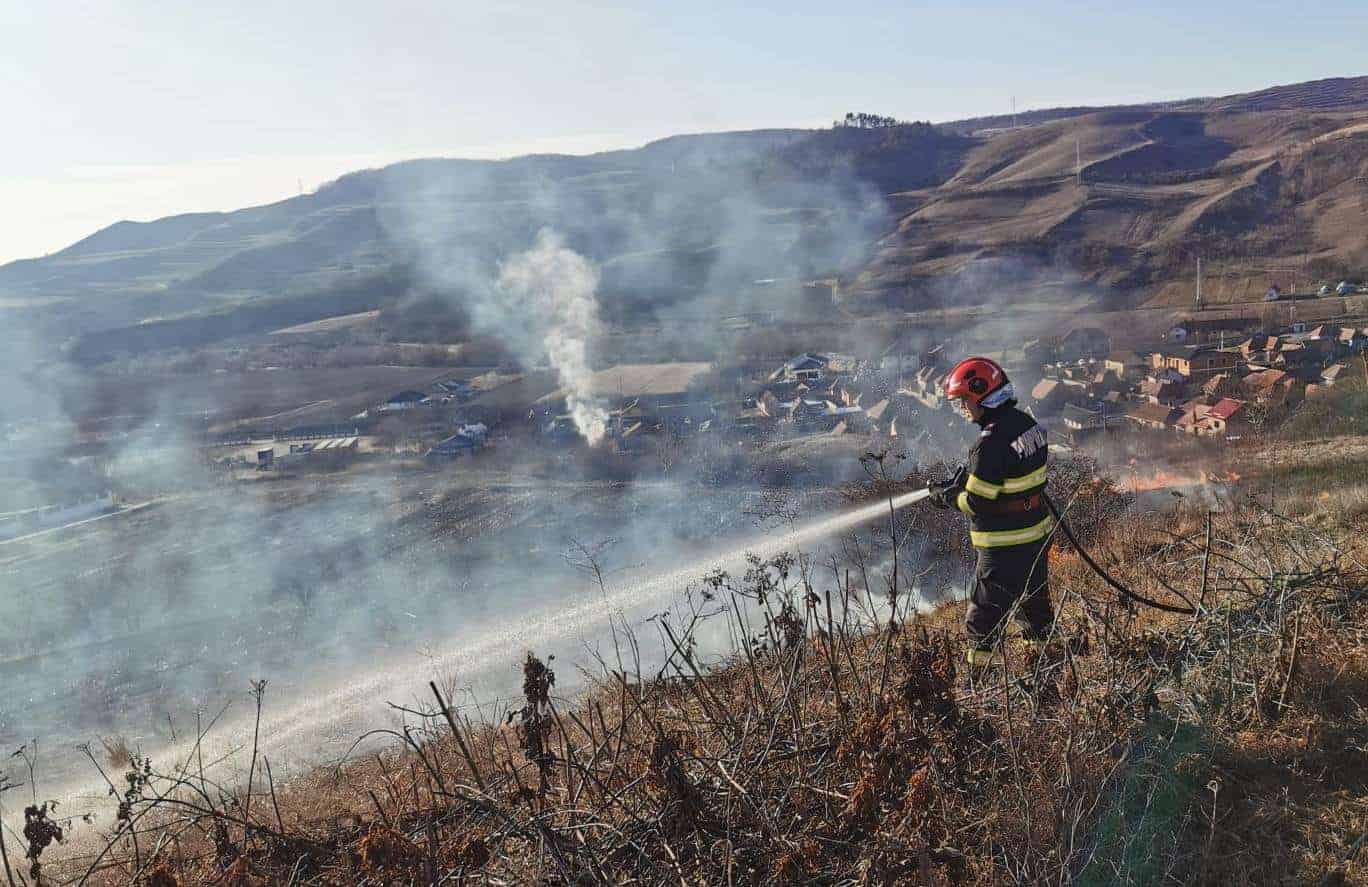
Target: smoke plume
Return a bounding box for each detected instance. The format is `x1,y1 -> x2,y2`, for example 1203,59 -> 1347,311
496,230 -> 608,445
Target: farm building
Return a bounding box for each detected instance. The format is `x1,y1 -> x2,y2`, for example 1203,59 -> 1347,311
283,437 -> 360,468
426,425 -> 487,462
380,390 -> 430,412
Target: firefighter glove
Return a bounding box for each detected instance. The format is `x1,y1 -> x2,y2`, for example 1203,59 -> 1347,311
927,466 -> 966,509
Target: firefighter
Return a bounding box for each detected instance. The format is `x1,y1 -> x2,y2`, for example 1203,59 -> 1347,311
927,357 -> 1055,666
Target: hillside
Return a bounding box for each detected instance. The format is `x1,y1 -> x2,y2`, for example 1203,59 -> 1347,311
854,77 -> 1368,310
3,125 -> 984,362
45,415 -> 1368,885
5,76 -> 1368,360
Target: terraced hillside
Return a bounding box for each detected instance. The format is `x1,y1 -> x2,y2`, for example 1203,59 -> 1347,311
853,78 -> 1368,310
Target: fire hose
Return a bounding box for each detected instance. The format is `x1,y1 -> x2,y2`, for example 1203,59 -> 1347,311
919,483 -> 1196,616
1042,492 -> 1196,615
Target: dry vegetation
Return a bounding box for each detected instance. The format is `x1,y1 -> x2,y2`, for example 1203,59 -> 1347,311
8,460 -> 1368,885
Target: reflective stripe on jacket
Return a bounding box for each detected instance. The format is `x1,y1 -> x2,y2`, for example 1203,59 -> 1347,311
954,403 -> 1051,548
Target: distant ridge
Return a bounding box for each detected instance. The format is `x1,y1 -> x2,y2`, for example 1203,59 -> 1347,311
940,74 -> 1368,135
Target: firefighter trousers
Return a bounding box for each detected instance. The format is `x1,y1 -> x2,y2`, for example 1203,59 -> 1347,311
965,540 -> 1054,649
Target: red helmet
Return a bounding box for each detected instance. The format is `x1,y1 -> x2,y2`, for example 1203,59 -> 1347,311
943,357 -> 1008,406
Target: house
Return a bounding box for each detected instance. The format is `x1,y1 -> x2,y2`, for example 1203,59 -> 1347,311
1149,346 -> 1243,378
792,398 -> 834,428
426,427 -> 486,462
823,405 -> 870,432
1087,368 -> 1124,397
773,353 -> 829,383
1242,368 -> 1288,397
1061,403 -> 1110,436
1201,373 -> 1235,398
1167,316 -> 1259,344
1104,351 -> 1145,380
1321,363 -> 1350,387
1337,327 -> 1366,353
1199,398 -> 1245,436
1239,334 -> 1281,360
724,402 -> 779,436
919,343 -> 948,370
1139,376 -> 1187,406
1030,378 -> 1088,413
1126,402 -> 1183,431
381,390 -> 430,412
1175,404 -> 1211,435
907,365 -> 949,409
1282,331 -> 1336,360
1244,369 -> 1302,411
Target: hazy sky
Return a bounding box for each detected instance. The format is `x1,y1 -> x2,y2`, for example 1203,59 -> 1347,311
2,0 -> 1363,264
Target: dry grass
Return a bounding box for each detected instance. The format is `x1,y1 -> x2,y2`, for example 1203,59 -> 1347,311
16,475 -> 1368,886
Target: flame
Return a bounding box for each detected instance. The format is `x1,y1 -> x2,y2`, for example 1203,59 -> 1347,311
1125,467 -> 1241,493
1126,469 -> 1206,492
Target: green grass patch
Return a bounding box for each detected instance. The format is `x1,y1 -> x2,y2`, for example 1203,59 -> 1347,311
1078,717 -> 1209,886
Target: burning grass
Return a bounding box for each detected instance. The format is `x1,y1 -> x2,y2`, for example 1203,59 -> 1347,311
15,476 -> 1368,885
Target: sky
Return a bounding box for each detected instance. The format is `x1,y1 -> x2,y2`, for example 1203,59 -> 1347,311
2,0 -> 1364,264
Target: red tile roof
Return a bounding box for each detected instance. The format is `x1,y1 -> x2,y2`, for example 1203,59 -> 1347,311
1208,398 -> 1243,420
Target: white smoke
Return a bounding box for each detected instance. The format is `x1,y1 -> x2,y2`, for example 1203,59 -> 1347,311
497,230 -> 609,445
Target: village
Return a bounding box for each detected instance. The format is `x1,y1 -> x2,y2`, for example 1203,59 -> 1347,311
216,306 -> 1368,483
1017,315 -> 1368,440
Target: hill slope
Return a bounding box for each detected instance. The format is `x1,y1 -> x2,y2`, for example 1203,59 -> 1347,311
5,75 -> 1368,358
855,77 -> 1368,310
3,126 -> 977,361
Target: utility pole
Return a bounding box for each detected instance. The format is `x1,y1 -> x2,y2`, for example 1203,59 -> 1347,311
1011,96 -> 1018,129
1075,138 -> 1082,181
1196,256 -> 1203,309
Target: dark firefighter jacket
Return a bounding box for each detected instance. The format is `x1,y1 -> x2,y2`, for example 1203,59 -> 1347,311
955,402 -> 1051,548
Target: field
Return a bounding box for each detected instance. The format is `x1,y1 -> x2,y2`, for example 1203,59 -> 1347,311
59,366 -> 478,430
269,310 -> 381,336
